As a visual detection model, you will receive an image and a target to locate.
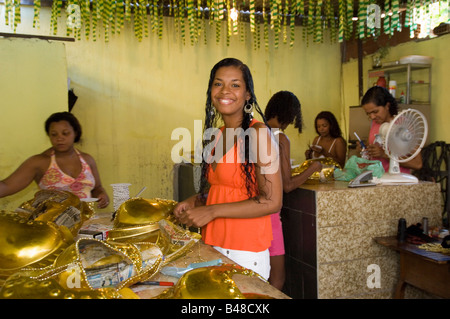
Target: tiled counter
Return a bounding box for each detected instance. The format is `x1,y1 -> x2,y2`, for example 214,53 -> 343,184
281,181 -> 442,299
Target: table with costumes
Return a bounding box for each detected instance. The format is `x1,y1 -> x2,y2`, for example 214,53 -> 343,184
0,189 -> 289,299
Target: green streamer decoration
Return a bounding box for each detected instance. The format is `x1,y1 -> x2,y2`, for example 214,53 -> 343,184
116,0 -> 125,35
346,0 -> 353,39
392,0 -> 400,33
4,0 -> 11,26
274,0 -> 282,48
33,0 -> 41,29
338,0 -> 345,42
383,0 -> 391,35
13,0 -> 21,31
314,0 -> 323,43
406,0 -> 416,38
424,0 -> 431,35
358,0 -> 367,39
187,0 -> 195,44
124,0 -> 131,22
50,0 -> 62,35
5,0 -> 447,48
81,0 -> 91,40
219,0 -> 225,20
289,0 -> 296,47
249,0 -> 255,33
198,0 -> 204,41
326,0 -> 337,43
414,0 -> 421,34
281,0 -> 287,44
103,0 -> 111,42
307,0 -> 314,45
263,0 -> 270,49
180,0 -> 186,45
158,0 -> 164,39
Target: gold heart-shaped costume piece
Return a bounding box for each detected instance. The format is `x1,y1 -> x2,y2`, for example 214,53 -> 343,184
0,211 -> 74,281
154,264 -> 272,299
0,238 -> 163,299
108,197 -> 177,244
107,198 -> 201,264
291,157 -> 341,183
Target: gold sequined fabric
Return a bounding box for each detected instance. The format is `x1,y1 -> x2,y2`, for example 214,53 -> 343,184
0,211 -> 74,281
16,189 -> 94,237
291,157 -> 341,183
108,198 -> 177,243
154,264 -> 272,299
0,238 -> 163,299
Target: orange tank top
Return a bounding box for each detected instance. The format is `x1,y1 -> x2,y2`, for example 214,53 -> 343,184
201,119 -> 273,252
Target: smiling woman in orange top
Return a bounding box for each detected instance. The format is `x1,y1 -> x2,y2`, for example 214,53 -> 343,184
0,112 -> 110,208
173,58 -> 282,280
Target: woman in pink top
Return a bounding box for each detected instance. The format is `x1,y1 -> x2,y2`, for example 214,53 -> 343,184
0,112 -> 110,208
361,86 -> 422,172
264,91 -> 322,290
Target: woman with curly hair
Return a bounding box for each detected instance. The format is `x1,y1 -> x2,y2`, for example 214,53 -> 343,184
174,58 -> 282,280
264,91 -> 322,290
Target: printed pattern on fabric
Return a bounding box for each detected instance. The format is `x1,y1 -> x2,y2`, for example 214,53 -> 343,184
39,150 -> 95,199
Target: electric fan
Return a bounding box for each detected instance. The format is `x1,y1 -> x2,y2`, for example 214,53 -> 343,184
374,108 -> 428,184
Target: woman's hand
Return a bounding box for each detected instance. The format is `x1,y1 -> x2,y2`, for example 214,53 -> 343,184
367,143 -> 386,158
96,192 -> 110,209
305,148 -> 312,159
176,205 -> 215,228
310,145 -> 323,154
173,200 -> 194,219
310,161 -> 323,172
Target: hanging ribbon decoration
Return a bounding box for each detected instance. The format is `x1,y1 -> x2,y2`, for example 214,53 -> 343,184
383,0 -> 391,35
358,0 -> 367,39
338,0 -> 345,42
314,0 -> 323,43
5,0 -> 450,48
289,0 -> 296,47
391,0 -> 400,33
33,0 -> 41,29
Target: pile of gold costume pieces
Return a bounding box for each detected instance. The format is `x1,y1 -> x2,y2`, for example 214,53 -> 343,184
0,190 -> 267,299
291,157 -> 341,183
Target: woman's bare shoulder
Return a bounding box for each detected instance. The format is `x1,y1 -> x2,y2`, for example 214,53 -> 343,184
24,150 -> 51,169
77,150 -> 96,166
336,136 -> 347,145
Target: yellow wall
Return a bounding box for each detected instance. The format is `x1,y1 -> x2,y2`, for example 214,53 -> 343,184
342,33 -> 450,144
0,6 -> 342,209
0,37 -> 67,210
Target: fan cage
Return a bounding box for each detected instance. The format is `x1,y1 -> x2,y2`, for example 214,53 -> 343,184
384,109 -> 428,163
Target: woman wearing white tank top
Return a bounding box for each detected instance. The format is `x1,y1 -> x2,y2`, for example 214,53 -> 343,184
305,111 -> 347,168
